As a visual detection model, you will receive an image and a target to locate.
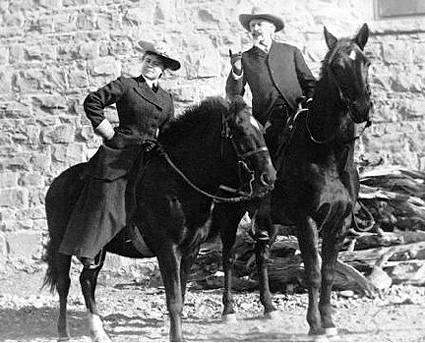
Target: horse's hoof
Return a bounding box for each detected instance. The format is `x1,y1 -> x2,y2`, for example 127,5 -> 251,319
222,313 -> 238,323
57,337 -> 70,342
264,310 -> 280,320
312,334 -> 329,342
92,334 -> 111,342
325,327 -> 338,337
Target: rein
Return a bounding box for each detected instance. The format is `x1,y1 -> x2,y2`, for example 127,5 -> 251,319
160,113 -> 268,204
162,151 -> 252,203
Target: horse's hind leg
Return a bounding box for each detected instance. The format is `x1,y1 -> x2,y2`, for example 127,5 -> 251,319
56,254 -> 72,341
296,216 -> 325,338
79,250 -> 110,342
320,214 -> 351,337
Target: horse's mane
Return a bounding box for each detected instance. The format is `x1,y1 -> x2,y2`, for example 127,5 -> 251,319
319,38 -> 354,79
160,96 -> 229,146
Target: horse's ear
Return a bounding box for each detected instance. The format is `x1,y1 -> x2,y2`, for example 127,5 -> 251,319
324,26 -> 338,50
355,23 -> 369,50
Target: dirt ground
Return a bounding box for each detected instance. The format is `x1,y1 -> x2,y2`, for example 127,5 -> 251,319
0,266 -> 425,342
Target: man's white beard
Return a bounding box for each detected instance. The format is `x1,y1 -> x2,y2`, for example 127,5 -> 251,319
252,33 -> 272,46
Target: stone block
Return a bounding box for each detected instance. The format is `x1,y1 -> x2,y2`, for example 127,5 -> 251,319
124,7 -> 154,26
6,231 -> 42,259
38,0 -> 63,9
0,172 -> 18,189
18,173 -> 44,188
0,156 -> 31,171
42,124 -> 76,144
51,143 -> 86,164
78,42 -> 99,60
32,94 -> 68,110
0,68 -> 12,94
2,102 -> 32,119
0,47 -> 8,65
16,207 -> 45,222
89,57 -> 121,77
30,150 -> 52,172
97,12 -> 122,31
382,40 -> 412,65
23,125 -> 42,145
9,44 -> 25,64
28,190 -> 47,208
9,0 -> 35,12
76,10 -> 97,30
24,45 -> 56,62
69,69 -> 90,89
63,0 -> 93,6
53,13 -> 78,33
0,188 -> 29,208
0,234 -> 7,272
14,69 -> 44,93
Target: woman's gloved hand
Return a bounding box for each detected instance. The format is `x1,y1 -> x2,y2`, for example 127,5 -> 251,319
143,139 -> 159,153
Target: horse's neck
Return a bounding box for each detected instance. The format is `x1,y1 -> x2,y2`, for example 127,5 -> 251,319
165,129 -> 228,187
309,78 -> 354,143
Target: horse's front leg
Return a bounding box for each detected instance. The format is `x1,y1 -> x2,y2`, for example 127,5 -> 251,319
215,203 -> 245,322
253,201 -> 278,318
79,250 -> 110,342
296,216 -> 325,338
157,246 -> 184,342
320,214 -> 351,337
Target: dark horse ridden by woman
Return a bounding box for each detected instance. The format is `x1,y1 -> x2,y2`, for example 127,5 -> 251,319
42,96 -> 276,342
214,24 -> 372,339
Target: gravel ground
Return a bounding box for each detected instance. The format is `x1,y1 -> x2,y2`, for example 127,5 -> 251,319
0,267 -> 425,342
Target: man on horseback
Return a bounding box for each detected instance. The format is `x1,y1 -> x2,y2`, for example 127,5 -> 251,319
58,42 -> 181,267
225,7 -> 316,241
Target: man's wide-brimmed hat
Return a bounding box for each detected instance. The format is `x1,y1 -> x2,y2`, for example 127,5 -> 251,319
239,7 -> 284,32
137,41 -> 181,71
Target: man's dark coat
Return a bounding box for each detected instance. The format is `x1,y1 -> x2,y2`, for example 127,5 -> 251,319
59,75 -> 174,258
226,41 -> 316,124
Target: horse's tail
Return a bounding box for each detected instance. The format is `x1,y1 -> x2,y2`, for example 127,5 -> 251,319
41,182 -> 65,293
41,163 -> 86,293
41,233 -> 61,293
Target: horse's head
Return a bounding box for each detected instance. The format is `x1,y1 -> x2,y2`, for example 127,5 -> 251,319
324,23 -> 372,124
224,96 -> 276,197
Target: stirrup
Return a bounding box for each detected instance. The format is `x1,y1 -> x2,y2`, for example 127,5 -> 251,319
248,227 -> 270,243
79,250 -> 104,269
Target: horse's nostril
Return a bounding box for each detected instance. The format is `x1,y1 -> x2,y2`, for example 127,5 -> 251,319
260,172 -> 274,187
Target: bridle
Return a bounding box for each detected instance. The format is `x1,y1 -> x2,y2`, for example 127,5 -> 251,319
306,45 -> 372,145
162,111 -> 270,203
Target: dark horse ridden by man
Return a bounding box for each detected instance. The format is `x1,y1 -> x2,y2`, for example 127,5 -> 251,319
214,24 -> 372,339
42,96 -> 276,342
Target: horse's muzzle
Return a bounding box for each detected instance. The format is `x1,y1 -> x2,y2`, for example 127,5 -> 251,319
352,98 -> 372,124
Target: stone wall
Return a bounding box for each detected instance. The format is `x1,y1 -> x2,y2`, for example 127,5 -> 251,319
1,0 -> 424,269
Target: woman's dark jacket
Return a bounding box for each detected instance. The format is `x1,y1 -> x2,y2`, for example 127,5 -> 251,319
85,75 -> 175,181
58,75 -> 175,259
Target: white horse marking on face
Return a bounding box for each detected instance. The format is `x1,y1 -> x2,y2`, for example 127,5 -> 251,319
349,50 -> 357,61
250,116 -> 261,130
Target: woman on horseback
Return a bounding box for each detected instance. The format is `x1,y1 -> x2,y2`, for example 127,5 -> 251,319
58,42 -> 181,267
